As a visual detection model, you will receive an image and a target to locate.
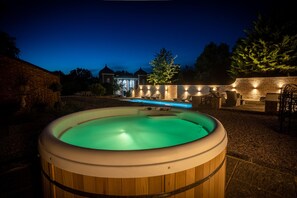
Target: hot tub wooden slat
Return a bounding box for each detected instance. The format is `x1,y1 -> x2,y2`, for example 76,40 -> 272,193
94,177 -> 105,194
176,171 -> 186,198
218,151 -> 226,196
165,173 -> 175,192
122,178 -> 136,195
185,168 -> 195,197
83,175 -> 96,193
135,177 -> 149,195
107,178 -> 122,195
202,160 -> 210,197
194,163 -> 203,196
149,175 -> 164,194
210,159 -> 216,198
73,174 -> 83,192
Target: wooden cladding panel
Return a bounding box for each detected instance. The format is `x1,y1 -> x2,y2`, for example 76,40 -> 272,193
41,148 -> 226,198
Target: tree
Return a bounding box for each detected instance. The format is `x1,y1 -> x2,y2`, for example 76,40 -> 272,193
230,12 -> 297,77
89,83 -> 105,96
177,65 -> 196,84
61,68 -> 93,95
195,42 -> 232,84
69,68 -> 92,80
0,31 -> 20,58
147,48 -> 180,85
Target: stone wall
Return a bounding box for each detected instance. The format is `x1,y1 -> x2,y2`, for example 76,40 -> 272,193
221,77 -> 297,100
0,56 -> 60,111
135,76 -> 297,101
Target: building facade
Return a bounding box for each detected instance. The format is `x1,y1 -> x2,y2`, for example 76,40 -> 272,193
98,65 -> 148,96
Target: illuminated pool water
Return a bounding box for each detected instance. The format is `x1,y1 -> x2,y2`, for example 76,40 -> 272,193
39,106 -> 227,197
123,98 -> 192,108
60,115 -> 209,150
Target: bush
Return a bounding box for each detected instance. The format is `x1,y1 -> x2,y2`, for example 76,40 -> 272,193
89,83 -> 105,96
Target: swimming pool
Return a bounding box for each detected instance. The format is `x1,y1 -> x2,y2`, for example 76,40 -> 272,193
123,98 -> 192,108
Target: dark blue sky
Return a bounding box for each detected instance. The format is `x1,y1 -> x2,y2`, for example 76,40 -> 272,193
1,0 -> 279,74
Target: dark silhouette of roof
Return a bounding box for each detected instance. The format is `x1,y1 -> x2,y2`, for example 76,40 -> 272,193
134,67 -> 147,76
99,65 -> 114,74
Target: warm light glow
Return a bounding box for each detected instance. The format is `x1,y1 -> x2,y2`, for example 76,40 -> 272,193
183,85 -> 189,91
165,85 -> 168,92
251,88 -> 259,95
251,80 -> 260,89
277,80 -> 285,89
232,82 -> 237,88
196,85 -> 202,92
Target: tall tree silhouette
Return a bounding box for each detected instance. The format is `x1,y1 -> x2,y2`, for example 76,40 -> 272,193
195,42 -> 232,84
0,32 -> 20,58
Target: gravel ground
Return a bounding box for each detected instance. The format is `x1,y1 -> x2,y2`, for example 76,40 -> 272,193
198,108 -> 297,175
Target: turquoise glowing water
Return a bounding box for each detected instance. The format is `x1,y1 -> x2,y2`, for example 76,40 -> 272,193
60,115 -> 209,150
125,99 -> 192,108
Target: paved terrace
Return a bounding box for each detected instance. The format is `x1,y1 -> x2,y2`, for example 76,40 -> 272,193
0,97 -> 296,197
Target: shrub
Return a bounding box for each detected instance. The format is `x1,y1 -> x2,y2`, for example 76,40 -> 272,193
89,83 -> 105,96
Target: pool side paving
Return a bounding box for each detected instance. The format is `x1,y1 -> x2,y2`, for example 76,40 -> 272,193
0,97 -> 296,197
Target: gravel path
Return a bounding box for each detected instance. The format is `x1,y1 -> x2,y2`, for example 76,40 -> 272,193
198,109 -> 297,175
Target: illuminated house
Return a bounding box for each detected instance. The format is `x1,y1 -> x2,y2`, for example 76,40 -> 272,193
114,68 -> 148,96
98,65 -> 147,96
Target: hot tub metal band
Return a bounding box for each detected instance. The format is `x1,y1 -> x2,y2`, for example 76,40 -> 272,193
41,157 -> 225,198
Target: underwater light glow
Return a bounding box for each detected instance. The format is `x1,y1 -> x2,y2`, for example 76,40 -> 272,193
60,114 -> 208,150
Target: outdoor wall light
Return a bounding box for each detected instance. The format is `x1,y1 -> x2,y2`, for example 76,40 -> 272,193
212,87 -> 217,91
277,81 -> 284,89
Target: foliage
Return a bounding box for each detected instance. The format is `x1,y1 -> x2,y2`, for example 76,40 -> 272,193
147,48 -> 180,85
102,83 -> 114,95
195,42 -> 232,84
177,65 -> 197,84
69,68 -> 92,81
48,82 -> 62,92
112,79 -> 123,94
0,31 -> 20,58
60,68 -> 94,95
230,13 -> 297,77
89,83 -> 105,96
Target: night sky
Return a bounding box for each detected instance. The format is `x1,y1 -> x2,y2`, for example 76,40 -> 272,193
0,0 -> 283,75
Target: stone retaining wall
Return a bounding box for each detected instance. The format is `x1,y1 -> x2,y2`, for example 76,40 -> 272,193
135,76 -> 297,101
0,56 -> 60,111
